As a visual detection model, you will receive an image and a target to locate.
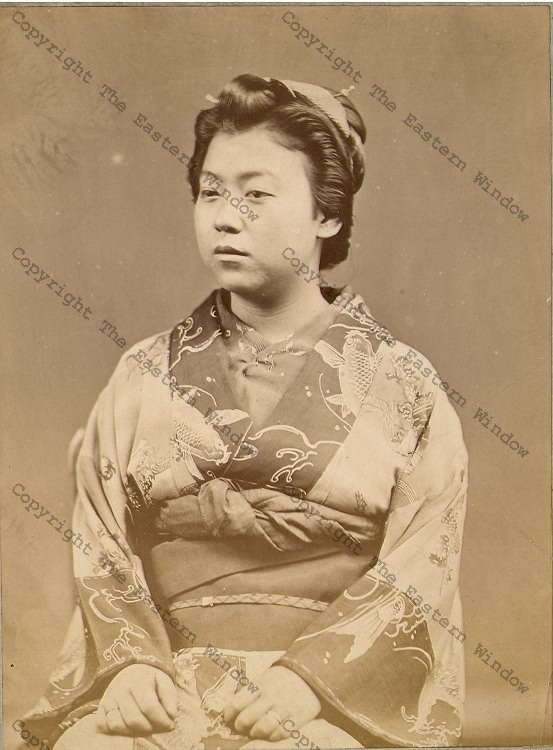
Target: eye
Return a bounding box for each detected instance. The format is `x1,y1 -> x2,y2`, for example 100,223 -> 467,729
200,189 -> 220,199
246,190 -> 272,199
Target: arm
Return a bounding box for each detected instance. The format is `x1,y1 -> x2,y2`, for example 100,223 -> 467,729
224,388 -> 467,747
277,389 -> 468,747
24,342 -> 177,740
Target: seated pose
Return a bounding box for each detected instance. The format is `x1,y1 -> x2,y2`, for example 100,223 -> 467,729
24,74 -> 468,749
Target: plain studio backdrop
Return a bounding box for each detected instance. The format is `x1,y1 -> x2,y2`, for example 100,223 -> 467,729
2,5 -> 551,748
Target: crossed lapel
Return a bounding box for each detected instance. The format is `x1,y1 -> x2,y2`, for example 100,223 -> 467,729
168,289 -> 388,494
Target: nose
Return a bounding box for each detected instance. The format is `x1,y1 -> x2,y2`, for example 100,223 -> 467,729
214,198 -> 242,234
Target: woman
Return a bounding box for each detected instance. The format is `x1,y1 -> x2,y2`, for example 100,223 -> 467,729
24,74 -> 468,749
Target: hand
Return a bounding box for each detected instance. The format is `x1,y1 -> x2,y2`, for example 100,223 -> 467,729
97,664 -> 177,736
224,665 -> 321,741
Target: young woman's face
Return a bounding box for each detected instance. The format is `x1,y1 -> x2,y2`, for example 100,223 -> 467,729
194,126 -> 340,299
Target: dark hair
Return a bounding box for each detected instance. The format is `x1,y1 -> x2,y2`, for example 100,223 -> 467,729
188,74 -> 366,270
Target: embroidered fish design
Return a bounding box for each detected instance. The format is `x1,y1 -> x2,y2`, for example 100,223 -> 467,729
296,590 -> 407,662
316,331 -> 382,417
172,400 -> 249,480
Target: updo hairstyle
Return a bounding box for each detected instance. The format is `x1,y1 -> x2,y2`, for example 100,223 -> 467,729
188,74 -> 366,270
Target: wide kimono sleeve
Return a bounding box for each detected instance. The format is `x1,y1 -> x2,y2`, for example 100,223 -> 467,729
278,386 -> 468,748
23,336 -> 176,740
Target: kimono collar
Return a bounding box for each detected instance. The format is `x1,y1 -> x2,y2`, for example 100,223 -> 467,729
214,287 -> 343,354
168,286 -> 393,495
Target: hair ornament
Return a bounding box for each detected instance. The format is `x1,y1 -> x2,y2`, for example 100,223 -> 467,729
337,85 -> 356,98
265,78 -> 352,140
262,77 -> 297,98
205,94 -> 219,104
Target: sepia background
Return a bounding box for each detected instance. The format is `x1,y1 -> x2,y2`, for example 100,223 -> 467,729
2,5 -> 551,747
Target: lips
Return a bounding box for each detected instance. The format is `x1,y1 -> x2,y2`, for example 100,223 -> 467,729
214,245 -> 249,257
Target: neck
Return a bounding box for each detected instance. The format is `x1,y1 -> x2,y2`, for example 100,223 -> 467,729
229,284 -> 331,342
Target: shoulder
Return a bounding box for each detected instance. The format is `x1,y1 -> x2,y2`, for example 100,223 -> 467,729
376,336 -> 465,439
102,329 -> 173,397
386,340 -> 439,381
101,291 -> 217,394
386,339 -> 464,409
122,329 -> 173,370
382,336 -> 458,401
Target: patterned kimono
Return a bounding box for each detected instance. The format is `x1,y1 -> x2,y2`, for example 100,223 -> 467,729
24,287 -> 468,749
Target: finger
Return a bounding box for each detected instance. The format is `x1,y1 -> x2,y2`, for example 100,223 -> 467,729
233,698 -> 272,736
249,711 -> 285,740
155,671 -> 178,720
105,707 -> 130,735
116,694 -> 155,736
224,687 -> 259,725
268,724 -> 294,743
97,700 -> 122,734
131,684 -> 174,731
95,705 -> 109,734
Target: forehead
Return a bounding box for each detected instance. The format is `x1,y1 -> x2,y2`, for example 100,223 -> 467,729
202,126 -> 311,182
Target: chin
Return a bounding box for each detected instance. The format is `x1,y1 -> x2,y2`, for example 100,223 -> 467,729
221,281 -> 265,299
211,269 -> 266,296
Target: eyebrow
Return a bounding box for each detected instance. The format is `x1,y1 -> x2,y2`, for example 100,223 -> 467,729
200,169 -> 278,182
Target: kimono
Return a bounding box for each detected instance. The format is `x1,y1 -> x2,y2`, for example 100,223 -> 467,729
24,287 -> 468,749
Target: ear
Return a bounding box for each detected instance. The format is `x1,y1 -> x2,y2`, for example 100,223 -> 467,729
316,214 -> 342,239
